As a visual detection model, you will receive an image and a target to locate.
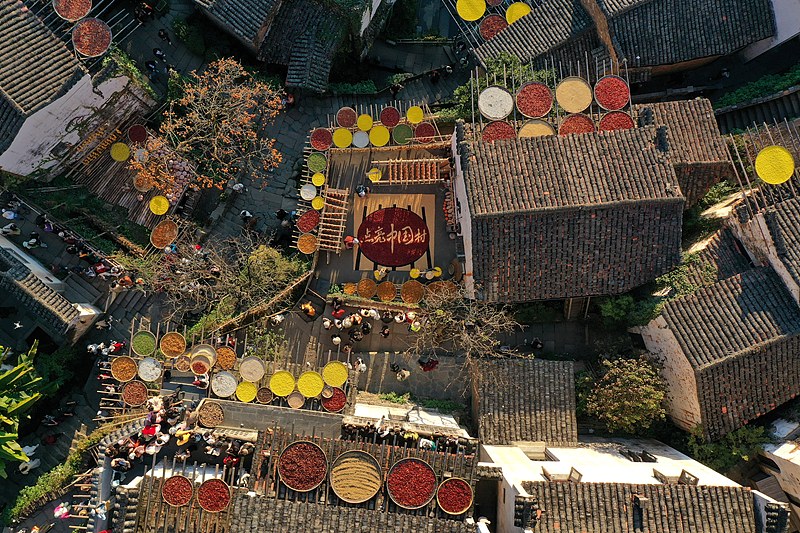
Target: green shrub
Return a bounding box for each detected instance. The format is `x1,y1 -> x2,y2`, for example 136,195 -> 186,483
172,19 -> 206,57
379,392 -> 410,404
514,302 -> 560,324
587,357 -> 666,434
328,284 -> 343,295
687,425 -> 771,473
35,346 -> 80,389
328,80 -> 378,94
698,181 -> 739,209
575,371 -> 595,417
419,398 -> 464,413
387,72 -> 414,86
103,46 -> 156,99
4,424 -> 116,524
599,295 -> 635,326
715,63 -> 800,108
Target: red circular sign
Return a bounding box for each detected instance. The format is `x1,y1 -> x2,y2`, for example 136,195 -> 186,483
357,207 -> 429,267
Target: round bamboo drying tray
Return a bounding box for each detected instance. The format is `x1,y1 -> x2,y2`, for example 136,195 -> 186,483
159,331 -> 186,358
400,280 -> 424,304
198,401 -> 224,427
297,233 -> 318,254
555,76 -> 593,114
215,346 -> 237,370
376,281 -> 396,302
278,441 -> 327,492
111,356 -> 137,382
357,278 -> 377,299
436,477 -> 474,515
386,458 -> 437,510
330,450 -> 383,503
287,391 -> 305,409
239,356 -> 266,382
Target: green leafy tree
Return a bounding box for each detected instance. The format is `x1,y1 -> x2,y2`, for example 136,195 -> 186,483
0,342 -> 54,478
587,357 -> 666,434
688,425 -> 771,473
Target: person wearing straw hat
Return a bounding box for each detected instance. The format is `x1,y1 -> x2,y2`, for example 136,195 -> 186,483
176,430 -> 191,447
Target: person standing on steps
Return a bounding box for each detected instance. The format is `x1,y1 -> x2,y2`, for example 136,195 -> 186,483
153,48 -> 167,63
158,29 -> 173,45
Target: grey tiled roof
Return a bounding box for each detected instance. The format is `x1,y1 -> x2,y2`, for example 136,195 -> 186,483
519,481 -> 766,533
683,228 -> 752,288
611,0 -> 775,66
0,249 -> 79,335
474,0 -> 774,68
195,0 -> 281,47
459,125 -> 684,301
257,0 -> 347,92
662,267 -> 800,439
0,0 -> 82,155
474,0 -> 593,65
0,95 -> 25,154
283,16 -> 346,93
764,198 -> 800,292
470,200 -> 683,301
461,126 -> 681,216
662,268 -> 800,369
632,99 -> 735,206
474,359 -> 577,446
117,487 -> 474,532
0,0 -> 81,112
633,99 -> 730,165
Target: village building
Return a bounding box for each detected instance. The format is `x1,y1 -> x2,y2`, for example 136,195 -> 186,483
471,358 -> 577,447
467,356 -> 789,532
450,98 -> 734,304
0,0 -> 152,178
194,0 -> 395,92
480,437 -> 789,533
0,246 -> 99,349
467,0 -> 777,78
638,121 -> 800,442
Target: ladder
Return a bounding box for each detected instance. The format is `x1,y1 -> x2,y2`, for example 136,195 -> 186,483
317,188 -> 349,252
372,157 -> 450,185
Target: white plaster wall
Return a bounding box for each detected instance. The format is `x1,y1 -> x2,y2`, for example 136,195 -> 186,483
637,317 -> 703,432
498,474 -> 521,533
0,74 -> 142,176
763,444 -> 800,501
741,0 -> 800,61
731,214 -> 800,302
359,0 -> 391,35
451,131 -> 475,297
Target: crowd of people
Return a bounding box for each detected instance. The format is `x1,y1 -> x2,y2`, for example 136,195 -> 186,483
2,195 -> 142,295
104,391 -> 192,473
341,419 -> 472,454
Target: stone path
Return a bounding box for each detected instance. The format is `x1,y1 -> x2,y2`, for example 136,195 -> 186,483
0,392 -> 94,509
116,0 -> 205,97
206,69 -> 468,242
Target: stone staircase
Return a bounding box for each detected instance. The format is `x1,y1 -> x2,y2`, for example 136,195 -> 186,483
0,394 -> 94,508
62,271 -> 103,308
102,288 -> 161,342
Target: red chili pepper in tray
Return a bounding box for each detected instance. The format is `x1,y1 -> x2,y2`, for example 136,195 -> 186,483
387,458 -> 437,508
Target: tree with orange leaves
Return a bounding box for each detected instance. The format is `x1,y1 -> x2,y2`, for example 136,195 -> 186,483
129,58 -> 284,191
